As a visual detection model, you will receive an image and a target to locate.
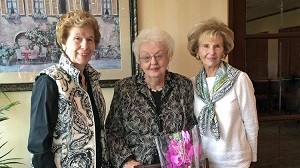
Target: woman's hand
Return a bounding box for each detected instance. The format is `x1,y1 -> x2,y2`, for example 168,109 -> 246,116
123,160 -> 140,168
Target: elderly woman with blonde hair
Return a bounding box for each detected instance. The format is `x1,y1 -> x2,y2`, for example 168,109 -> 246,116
187,17 -> 259,168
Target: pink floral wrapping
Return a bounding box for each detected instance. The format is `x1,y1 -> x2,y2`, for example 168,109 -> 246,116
155,125 -> 206,168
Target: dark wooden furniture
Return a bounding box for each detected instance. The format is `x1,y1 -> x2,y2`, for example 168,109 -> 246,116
134,158 -> 210,168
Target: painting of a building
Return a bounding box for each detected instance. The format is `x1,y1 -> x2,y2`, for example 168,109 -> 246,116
0,0 -> 121,71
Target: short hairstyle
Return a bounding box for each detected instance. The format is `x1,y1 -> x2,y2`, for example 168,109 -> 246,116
56,10 -> 101,48
187,17 -> 234,58
132,27 -> 175,63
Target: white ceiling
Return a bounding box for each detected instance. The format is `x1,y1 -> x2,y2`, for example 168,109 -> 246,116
246,0 -> 300,21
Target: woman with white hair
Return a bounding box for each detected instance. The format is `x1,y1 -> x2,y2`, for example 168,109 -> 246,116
105,27 -> 196,168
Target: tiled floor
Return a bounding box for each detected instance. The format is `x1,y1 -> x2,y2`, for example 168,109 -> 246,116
251,121 -> 300,168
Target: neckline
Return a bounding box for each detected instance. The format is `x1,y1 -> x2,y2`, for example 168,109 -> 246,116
150,87 -> 163,92
147,84 -> 163,92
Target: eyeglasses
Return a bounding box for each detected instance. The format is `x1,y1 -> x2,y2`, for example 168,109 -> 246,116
139,51 -> 168,63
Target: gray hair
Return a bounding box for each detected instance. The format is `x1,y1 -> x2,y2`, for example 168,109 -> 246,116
132,27 -> 175,63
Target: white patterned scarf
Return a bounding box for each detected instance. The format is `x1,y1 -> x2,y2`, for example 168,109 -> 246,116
195,61 -> 240,140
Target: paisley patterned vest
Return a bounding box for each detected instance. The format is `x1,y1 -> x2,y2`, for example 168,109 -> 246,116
40,56 -> 109,168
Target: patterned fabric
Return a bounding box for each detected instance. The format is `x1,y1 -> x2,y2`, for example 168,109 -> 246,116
195,61 -> 240,140
40,55 -> 110,168
105,71 -> 196,167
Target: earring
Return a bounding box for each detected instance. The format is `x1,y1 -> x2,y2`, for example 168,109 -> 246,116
196,53 -> 200,60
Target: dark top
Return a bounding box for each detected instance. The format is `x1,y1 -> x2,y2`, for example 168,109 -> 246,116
150,90 -> 163,164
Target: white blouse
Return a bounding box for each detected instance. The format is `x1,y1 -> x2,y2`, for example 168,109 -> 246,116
192,72 -> 259,168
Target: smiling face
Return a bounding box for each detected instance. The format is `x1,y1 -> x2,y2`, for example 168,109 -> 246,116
139,42 -> 170,80
62,26 -> 95,71
198,35 -> 225,75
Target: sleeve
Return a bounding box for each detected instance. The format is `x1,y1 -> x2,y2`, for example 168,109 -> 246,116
105,82 -> 135,168
27,74 -> 59,168
183,78 -> 197,129
236,72 -> 259,162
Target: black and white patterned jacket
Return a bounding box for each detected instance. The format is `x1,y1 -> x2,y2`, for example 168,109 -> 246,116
105,71 -> 196,167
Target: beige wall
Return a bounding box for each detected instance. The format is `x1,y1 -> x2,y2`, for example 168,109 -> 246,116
0,1 -> 228,167
138,0 -> 228,78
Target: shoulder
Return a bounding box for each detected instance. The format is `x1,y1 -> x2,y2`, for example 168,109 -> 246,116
236,71 -> 252,84
116,76 -> 135,86
39,65 -> 62,77
235,71 -> 254,91
36,63 -> 57,82
86,64 -> 100,75
168,72 -> 193,87
113,76 -> 137,91
36,74 -> 55,82
33,74 -> 58,92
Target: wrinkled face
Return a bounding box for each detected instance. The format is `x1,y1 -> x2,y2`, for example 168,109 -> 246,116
139,42 -> 170,79
62,26 -> 95,68
198,35 -> 225,69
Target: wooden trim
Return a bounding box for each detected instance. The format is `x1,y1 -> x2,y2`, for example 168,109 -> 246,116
247,7 -> 300,22
259,114 -> 300,122
246,32 -> 300,39
228,0 -> 246,72
134,158 -> 210,168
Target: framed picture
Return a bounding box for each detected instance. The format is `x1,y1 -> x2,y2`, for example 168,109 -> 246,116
0,0 -> 138,91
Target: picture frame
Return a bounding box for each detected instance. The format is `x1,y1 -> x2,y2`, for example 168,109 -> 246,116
0,0 -> 138,92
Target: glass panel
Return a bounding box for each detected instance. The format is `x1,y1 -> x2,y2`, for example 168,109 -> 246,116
244,1 -> 300,167
248,38 -> 300,117
246,0 -> 300,33
281,78 -> 300,115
